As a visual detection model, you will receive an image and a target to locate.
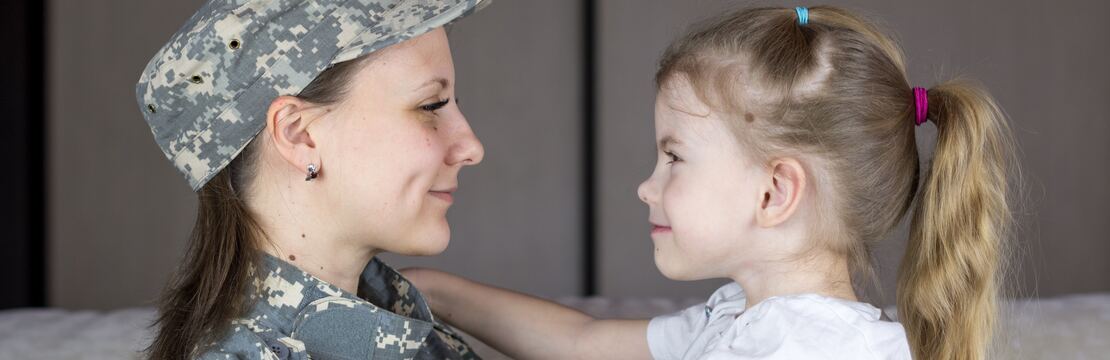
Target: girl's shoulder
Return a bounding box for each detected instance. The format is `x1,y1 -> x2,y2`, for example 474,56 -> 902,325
709,294 -> 911,360
744,293 -> 885,325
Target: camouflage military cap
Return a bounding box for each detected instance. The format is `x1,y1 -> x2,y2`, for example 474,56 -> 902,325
136,0 -> 490,191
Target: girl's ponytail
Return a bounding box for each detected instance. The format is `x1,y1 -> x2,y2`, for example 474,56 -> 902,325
897,80 -> 1017,360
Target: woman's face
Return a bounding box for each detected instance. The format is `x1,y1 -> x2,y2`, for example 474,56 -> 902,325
314,28 -> 483,256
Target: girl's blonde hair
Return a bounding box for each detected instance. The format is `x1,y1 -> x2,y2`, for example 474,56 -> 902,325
656,6 -> 1017,360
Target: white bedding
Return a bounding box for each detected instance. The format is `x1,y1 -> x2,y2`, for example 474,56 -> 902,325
1,294 -> 1107,359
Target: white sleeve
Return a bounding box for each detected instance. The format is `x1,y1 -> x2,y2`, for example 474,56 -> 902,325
647,302 -> 709,360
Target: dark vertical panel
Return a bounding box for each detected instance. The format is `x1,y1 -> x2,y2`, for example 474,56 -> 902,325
1,0 -> 47,309
31,0 -> 48,309
582,0 -> 598,297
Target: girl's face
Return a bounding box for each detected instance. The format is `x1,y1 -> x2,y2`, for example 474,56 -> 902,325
638,80 -> 765,281
315,28 -> 483,256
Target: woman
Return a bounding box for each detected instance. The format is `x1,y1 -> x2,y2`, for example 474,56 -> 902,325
134,0 -> 490,359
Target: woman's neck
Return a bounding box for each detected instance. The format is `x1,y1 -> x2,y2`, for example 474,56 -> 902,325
730,252 -> 858,310
249,177 -> 379,295
260,239 -> 379,294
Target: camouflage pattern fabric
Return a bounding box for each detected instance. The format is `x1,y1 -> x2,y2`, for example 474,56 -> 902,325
135,0 -> 489,191
199,251 -> 482,359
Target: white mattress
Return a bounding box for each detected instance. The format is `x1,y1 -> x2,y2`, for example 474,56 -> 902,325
1,294 -> 1107,359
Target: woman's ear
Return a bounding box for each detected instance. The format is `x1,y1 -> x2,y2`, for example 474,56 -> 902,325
265,95 -> 328,178
756,158 -> 807,228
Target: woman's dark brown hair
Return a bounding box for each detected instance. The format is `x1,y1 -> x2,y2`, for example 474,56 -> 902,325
145,54 -> 372,360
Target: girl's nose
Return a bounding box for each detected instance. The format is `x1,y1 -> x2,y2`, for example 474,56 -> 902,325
638,176 -> 656,205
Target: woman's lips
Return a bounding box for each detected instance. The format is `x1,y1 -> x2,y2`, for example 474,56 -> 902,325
651,225 -> 672,234
429,191 -> 454,203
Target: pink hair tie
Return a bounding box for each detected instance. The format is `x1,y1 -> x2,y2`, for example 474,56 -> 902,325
913,87 -> 929,126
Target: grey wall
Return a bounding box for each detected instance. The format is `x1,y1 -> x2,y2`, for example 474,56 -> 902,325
49,0 -> 200,310
49,0 -> 1109,310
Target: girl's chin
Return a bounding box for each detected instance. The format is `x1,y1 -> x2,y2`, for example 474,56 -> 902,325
654,253 -> 683,280
654,254 -> 707,281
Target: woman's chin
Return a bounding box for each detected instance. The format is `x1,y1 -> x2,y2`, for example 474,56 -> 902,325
411,239 -> 450,256
397,226 -> 451,256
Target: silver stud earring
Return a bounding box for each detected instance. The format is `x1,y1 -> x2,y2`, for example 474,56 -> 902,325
305,163 -> 319,181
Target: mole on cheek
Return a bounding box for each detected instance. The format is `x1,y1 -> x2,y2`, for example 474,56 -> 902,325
288,254 -> 296,261
744,112 -> 755,123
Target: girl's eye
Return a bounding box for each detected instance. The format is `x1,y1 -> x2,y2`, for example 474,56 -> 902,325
421,98 -> 450,112
664,151 -> 681,164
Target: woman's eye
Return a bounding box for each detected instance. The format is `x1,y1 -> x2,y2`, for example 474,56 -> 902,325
421,98 -> 450,112
664,151 -> 681,164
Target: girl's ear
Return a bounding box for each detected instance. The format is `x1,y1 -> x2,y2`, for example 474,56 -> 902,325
756,158 -> 807,228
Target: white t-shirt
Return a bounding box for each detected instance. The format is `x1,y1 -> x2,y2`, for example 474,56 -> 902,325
647,282 -> 911,359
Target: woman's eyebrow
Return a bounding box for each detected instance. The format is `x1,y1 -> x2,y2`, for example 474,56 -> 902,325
413,77 -> 449,92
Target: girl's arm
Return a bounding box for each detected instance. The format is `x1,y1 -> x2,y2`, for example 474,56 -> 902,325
401,268 -> 651,360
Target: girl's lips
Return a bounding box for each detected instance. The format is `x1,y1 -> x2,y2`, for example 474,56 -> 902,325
651,225 -> 672,234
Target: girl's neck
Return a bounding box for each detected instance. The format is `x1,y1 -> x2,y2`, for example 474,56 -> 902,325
731,253 -> 858,310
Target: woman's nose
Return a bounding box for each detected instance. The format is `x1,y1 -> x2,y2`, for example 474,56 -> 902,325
447,114 -> 484,167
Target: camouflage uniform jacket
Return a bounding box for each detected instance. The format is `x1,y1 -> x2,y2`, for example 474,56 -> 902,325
198,252 -> 481,360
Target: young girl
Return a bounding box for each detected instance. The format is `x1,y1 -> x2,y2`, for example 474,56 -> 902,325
404,6 -> 1015,359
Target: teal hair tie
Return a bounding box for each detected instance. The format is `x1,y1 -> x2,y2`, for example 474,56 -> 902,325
795,7 -> 809,25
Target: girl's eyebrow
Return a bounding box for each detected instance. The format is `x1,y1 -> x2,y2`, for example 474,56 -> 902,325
659,135 -> 681,149
666,100 -> 710,118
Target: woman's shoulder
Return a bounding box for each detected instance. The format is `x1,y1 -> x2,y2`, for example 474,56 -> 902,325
197,320 -> 309,360
199,295 -> 437,359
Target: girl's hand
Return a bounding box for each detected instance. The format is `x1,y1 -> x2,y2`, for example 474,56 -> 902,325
396,267 -> 652,360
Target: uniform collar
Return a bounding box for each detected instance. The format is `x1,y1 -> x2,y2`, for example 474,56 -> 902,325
246,251 -> 440,359
356,253 -> 437,322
